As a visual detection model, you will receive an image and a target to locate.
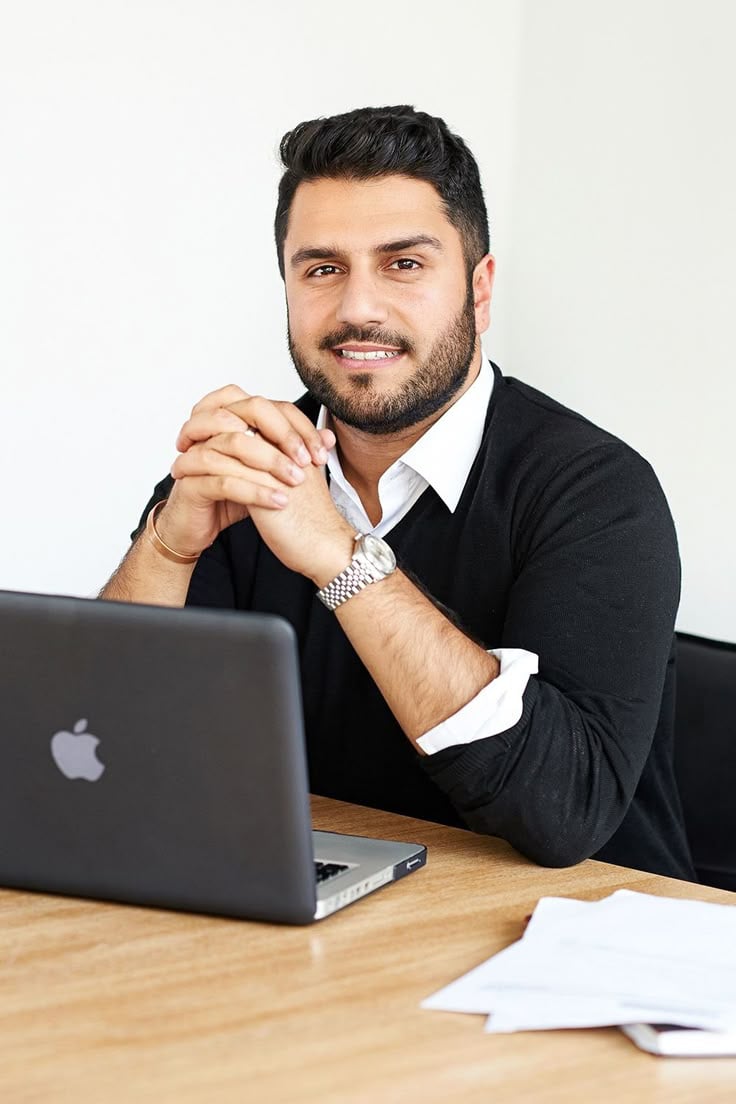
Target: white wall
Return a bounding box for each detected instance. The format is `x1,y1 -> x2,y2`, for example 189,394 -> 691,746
1,1 -> 734,641
505,0 -> 736,641
0,0 -> 521,594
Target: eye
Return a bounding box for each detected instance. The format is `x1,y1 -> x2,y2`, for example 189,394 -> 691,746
389,258 -> 422,271
307,264 -> 341,278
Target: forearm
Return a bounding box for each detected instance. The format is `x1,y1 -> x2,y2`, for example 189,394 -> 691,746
325,559 -> 661,866
421,677 -> 650,867
332,569 -> 500,747
99,534 -> 196,606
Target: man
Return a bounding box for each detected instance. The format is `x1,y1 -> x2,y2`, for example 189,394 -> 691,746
102,105 -> 694,880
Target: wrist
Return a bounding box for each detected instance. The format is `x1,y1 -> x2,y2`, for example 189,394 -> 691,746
146,500 -> 203,563
308,526 -> 358,589
315,532 -> 398,610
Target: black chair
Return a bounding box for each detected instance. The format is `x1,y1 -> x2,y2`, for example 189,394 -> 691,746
674,632 -> 736,891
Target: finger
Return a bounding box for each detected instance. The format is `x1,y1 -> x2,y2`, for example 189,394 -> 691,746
190,384 -> 250,417
319,426 -> 336,451
176,407 -> 259,453
174,432 -> 307,488
170,465 -> 290,510
226,396 -> 327,467
205,431 -> 307,486
274,400 -> 332,465
171,445 -> 285,489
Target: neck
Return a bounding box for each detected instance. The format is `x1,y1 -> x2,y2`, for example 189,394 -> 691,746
330,345 -> 483,519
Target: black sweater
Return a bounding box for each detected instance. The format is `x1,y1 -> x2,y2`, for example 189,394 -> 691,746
137,363 -> 695,880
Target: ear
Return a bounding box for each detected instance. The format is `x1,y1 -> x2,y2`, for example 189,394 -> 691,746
473,254 -> 496,335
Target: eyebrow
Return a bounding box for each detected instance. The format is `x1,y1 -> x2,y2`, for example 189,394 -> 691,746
289,235 -> 444,270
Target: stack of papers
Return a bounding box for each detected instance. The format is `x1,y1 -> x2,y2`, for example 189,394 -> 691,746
422,890 -> 736,1036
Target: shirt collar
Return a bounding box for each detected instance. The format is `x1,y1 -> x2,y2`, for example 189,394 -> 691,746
399,356 -> 493,511
317,355 -> 494,513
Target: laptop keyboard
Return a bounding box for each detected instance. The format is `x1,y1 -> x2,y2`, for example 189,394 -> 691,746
315,860 -> 350,884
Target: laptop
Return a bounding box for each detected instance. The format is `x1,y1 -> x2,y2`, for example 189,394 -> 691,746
0,589 -> 426,923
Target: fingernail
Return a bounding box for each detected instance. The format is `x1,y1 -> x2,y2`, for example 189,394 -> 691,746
271,492 -> 288,507
315,447 -> 328,464
297,445 -> 310,466
289,465 -> 305,484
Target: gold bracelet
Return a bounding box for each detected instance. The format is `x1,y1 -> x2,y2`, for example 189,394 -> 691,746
145,500 -> 200,564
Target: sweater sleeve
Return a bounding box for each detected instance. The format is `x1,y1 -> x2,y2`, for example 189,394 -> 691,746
420,441 -> 681,867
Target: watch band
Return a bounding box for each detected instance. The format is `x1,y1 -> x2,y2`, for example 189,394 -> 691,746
316,550 -> 381,611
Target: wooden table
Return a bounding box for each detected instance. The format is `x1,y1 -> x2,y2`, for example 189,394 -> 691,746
1,796 -> 735,1103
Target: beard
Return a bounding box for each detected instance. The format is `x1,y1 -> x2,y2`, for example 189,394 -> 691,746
287,281 -> 478,435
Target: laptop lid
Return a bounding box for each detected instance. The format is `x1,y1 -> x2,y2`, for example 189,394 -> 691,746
0,590 -> 319,924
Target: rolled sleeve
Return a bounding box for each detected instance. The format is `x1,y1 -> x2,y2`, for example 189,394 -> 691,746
416,648 -> 539,755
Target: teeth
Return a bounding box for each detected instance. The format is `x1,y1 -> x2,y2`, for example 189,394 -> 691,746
338,349 -> 401,360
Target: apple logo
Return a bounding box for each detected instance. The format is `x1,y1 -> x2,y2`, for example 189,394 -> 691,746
50,718 -> 106,781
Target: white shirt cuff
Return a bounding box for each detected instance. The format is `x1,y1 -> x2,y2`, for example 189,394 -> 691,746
416,648 -> 539,755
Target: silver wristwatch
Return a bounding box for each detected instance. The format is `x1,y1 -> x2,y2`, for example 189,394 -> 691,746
316,533 -> 397,611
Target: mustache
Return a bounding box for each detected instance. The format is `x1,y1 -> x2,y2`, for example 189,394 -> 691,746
317,328 -> 414,353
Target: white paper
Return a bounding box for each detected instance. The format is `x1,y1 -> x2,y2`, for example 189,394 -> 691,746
421,890 -> 736,1035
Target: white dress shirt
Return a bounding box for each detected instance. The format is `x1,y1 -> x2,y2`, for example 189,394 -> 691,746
316,357 -> 539,755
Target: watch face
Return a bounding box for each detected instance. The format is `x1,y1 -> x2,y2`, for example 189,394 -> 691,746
361,534 -> 397,574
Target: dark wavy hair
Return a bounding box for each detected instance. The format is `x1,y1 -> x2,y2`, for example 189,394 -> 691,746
274,105 -> 489,280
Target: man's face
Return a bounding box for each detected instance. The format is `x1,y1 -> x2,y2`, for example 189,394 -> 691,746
283,175 -> 489,435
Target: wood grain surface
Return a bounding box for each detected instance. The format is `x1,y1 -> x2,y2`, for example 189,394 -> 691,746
0,795 -> 734,1103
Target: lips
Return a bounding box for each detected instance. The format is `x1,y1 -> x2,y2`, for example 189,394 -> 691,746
333,348 -> 406,370
331,349 -> 405,367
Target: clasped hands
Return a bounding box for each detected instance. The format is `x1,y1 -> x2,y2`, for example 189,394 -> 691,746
157,384 -> 356,586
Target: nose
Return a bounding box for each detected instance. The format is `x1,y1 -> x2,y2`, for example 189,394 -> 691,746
335,268 -> 389,329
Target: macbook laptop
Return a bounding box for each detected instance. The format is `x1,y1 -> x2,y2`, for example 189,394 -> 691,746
0,589 -> 426,923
